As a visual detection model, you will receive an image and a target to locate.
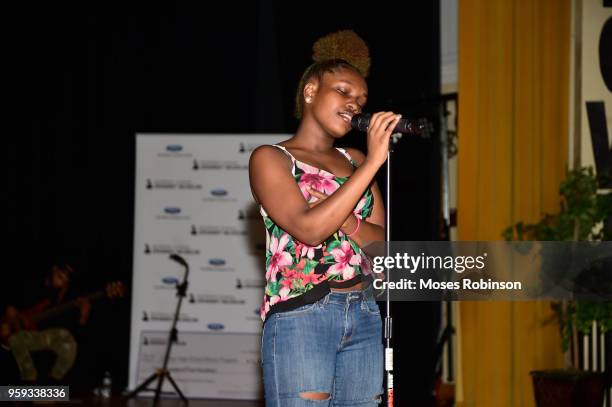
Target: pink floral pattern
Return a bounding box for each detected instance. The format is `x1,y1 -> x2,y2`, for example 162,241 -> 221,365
297,162 -> 341,202
258,148 -> 374,321
327,241 -> 362,280
266,234 -> 292,282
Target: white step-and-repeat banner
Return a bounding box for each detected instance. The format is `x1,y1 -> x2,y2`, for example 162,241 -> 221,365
129,134 -> 285,399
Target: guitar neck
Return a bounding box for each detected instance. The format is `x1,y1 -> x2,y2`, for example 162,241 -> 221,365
31,291 -> 106,323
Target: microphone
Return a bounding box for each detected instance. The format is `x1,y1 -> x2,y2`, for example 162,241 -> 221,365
351,113 -> 429,134
169,253 -> 188,268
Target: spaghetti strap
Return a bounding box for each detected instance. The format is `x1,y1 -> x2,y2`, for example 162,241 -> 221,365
271,144 -> 297,175
336,147 -> 357,166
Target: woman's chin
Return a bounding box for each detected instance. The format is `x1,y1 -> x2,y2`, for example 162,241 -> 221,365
329,124 -> 351,138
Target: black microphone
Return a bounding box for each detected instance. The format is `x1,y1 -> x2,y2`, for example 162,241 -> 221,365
351,113 -> 428,134
169,253 -> 188,268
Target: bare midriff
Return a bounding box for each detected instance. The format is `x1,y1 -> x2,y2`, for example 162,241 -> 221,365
329,281 -> 366,292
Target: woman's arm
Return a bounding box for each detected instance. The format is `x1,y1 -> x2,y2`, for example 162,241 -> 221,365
249,112 -> 400,246
249,146 -> 380,246
308,147 -> 385,248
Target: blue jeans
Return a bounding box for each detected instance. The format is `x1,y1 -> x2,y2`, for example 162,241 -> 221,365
261,286 -> 383,406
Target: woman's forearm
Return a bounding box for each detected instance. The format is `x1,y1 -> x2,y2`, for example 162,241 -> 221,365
340,217 -> 384,248
300,159 -> 380,245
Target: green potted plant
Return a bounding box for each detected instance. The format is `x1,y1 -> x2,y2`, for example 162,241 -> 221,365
503,166 -> 612,407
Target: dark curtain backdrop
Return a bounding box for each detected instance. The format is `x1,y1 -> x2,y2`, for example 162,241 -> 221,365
5,2 -> 440,403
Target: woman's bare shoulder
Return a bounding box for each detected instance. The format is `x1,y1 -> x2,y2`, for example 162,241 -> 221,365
249,144 -> 293,173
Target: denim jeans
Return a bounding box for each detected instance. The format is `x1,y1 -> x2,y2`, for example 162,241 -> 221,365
261,286 -> 383,406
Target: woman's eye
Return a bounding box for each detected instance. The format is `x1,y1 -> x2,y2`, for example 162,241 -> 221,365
337,88 -> 348,95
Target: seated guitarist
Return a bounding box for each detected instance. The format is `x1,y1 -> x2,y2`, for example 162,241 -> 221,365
1,262 -> 123,383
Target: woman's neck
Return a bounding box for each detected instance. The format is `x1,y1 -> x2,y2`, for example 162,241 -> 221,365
290,116 -> 336,153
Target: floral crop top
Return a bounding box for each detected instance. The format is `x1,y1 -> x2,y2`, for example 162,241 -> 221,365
258,145 -> 374,322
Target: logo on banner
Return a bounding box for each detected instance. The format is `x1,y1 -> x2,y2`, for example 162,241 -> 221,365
156,206 -> 191,220
153,278 -> 184,290
166,144 -> 183,152
142,336 -> 186,346
183,293 -> 245,305
192,159 -> 247,170
162,277 -> 179,285
209,258 -> 226,266
157,144 -> 192,158
200,258 -> 235,272
238,142 -> 261,153
207,323 -> 225,331
141,311 -> 198,322
235,278 -> 265,289
211,188 -> 228,197
146,178 -> 202,190
190,224 -> 247,236
144,243 -> 201,255
191,294 -> 219,304
202,188 -> 237,202
225,162 -> 248,170
193,160 -> 225,170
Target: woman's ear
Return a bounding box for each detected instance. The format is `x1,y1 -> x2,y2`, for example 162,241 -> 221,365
303,81 -> 318,104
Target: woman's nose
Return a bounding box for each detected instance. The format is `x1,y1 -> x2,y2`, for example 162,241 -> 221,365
346,101 -> 360,114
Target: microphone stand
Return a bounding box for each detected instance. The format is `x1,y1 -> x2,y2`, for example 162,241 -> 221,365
126,254 -> 190,406
383,123 -> 432,407
384,134 -> 399,407
354,114 -> 431,406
